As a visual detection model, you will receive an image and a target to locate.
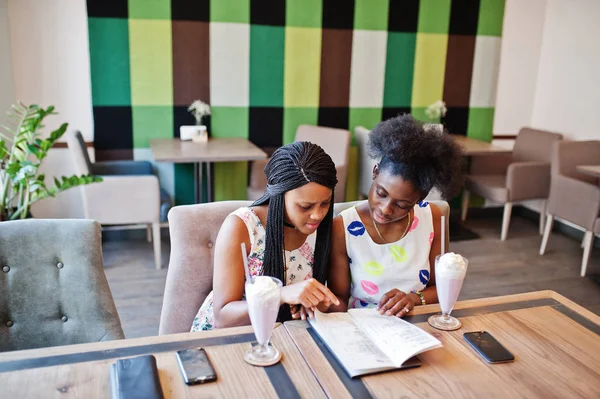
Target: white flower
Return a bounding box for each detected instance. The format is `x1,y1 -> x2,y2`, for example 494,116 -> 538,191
425,100 -> 447,121
187,100 -> 211,125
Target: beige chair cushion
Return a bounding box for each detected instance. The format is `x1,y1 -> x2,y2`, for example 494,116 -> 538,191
466,175 -> 508,203
159,200 -> 450,335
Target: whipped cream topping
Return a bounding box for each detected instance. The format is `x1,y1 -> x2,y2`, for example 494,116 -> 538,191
247,276 -> 280,303
436,252 -> 468,278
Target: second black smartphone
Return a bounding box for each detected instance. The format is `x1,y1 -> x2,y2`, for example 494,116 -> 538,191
463,331 -> 515,364
175,348 -> 217,385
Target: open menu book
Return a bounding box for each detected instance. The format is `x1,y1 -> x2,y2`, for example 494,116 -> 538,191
309,308 -> 442,378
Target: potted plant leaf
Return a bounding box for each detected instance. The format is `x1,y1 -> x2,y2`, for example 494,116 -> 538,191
0,102 -> 102,221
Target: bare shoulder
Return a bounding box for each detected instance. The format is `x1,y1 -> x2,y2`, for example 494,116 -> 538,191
218,212 -> 250,243
333,214 -> 345,229
249,204 -> 268,227
429,202 -> 443,219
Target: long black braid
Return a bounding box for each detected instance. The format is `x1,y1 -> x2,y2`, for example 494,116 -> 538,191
252,141 -> 337,322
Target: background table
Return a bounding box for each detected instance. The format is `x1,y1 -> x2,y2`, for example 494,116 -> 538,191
0,325 -> 324,398
285,290 -> 600,399
576,165 -> 600,179
150,138 -> 267,203
452,135 -> 512,156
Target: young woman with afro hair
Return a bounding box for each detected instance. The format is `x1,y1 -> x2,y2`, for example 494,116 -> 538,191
325,114 -> 465,318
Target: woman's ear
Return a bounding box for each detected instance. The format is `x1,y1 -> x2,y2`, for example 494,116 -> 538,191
372,164 -> 380,180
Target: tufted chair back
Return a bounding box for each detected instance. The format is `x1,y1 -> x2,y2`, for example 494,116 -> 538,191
0,219 -> 124,352
159,200 -> 450,335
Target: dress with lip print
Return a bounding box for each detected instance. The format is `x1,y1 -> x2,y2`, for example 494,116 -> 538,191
191,207 -> 315,331
340,201 -> 434,309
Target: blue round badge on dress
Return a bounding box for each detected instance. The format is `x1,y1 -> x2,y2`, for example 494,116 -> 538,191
419,269 -> 430,285
348,221 -> 366,236
419,200 -> 429,208
359,300 -> 369,307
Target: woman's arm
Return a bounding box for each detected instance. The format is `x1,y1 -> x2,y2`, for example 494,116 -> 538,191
325,216 -> 351,313
212,215 -> 253,328
421,202 -> 442,304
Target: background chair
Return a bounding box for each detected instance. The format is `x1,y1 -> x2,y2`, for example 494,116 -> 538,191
67,131 -> 170,269
461,128 -> 563,241
540,140 -> 600,277
247,125 -> 351,203
0,219 -> 124,352
159,200 -> 449,335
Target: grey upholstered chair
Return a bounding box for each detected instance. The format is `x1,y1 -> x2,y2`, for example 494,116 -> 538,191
461,128 -> 563,241
0,219 -> 124,352
67,130 -> 171,269
247,125 -> 351,203
159,200 -> 449,335
540,140 -> 600,277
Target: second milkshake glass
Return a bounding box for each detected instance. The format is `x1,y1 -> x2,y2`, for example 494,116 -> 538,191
428,254 -> 468,331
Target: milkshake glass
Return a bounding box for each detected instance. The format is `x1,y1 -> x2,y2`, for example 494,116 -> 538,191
428,253 -> 468,331
244,276 -> 282,366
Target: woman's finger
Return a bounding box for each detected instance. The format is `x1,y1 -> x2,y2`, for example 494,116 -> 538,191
387,297 -> 410,316
379,291 -> 405,314
315,283 -> 340,306
377,290 -> 397,310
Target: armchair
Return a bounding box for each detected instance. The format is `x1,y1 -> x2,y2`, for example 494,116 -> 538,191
540,140 -> 600,277
461,128 -> 563,240
0,219 -> 124,351
66,131 -> 170,269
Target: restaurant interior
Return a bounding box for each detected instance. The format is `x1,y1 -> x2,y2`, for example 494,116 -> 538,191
0,1 -> 599,397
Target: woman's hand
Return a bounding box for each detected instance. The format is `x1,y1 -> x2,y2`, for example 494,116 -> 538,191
281,278 -> 340,311
291,305 -> 315,320
377,289 -> 419,318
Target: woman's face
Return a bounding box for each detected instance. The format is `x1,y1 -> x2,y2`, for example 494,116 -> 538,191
284,182 -> 333,235
368,166 -> 422,225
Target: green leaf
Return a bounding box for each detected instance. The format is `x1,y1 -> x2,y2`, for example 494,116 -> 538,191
0,140 -> 7,159
6,162 -> 21,177
48,123 -> 68,143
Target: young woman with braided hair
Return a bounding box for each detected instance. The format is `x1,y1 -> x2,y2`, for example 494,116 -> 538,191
191,141 -> 339,331
327,114 -> 465,318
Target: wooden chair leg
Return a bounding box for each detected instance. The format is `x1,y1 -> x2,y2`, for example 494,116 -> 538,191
461,190 -> 470,223
152,223 -> 161,270
539,200 -> 547,235
540,214 -> 554,255
581,231 -> 593,277
146,224 -> 152,243
501,202 -> 513,241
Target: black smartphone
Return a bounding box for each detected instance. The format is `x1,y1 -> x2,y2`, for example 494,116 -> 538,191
175,348 -> 217,385
463,331 -> 515,364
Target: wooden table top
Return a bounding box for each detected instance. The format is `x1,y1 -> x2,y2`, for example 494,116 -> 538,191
576,165 -> 600,178
285,290 -> 600,399
452,135 -> 512,156
150,137 -> 268,163
0,325 -> 325,399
